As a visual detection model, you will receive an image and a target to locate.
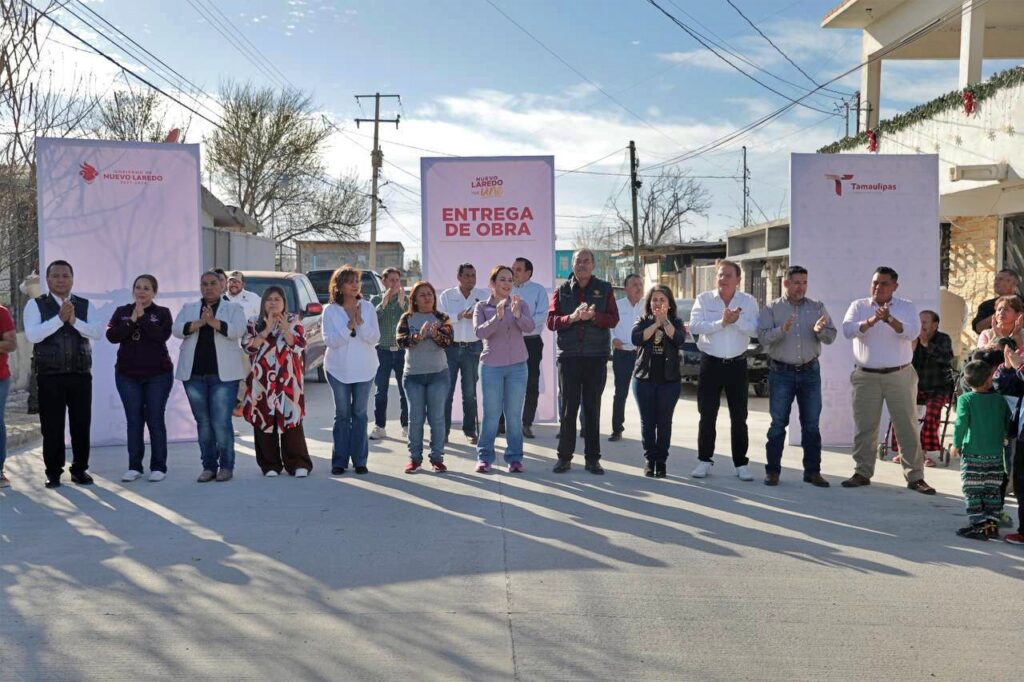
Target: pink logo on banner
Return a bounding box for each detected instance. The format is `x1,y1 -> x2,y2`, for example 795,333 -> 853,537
79,162 -> 99,184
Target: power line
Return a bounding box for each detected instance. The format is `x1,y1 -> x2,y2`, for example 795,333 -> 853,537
199,0 -> 297,89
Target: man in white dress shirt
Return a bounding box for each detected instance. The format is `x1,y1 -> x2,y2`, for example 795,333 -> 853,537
23,260 -> 105,488
610,274 -> 645,441
688,260 -> 759,481
225,271 -> 261,320
438,263 -> 489,444
841,266 -> 935,494
508,257 -> 548,439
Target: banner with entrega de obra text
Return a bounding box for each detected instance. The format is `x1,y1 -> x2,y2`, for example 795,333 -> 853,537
421,156 -> 556,423
36,137 -> 202,446
790,153 -> 939,446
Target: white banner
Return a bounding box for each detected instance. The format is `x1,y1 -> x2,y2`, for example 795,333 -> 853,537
36,138 -> 202,446
790,153 -> 939,446
421,155 -> 556,423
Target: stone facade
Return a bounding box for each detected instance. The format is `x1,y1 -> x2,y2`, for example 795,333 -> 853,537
947,214 -> 999,350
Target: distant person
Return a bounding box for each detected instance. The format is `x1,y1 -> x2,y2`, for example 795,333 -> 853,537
370,267 -> 409,440
546,248 -> 618,474
323,266 -> 380,476
508,256 -> 548,439
689,260 -> 759,481
951,360 -> 1010,541
24,260 -> 104,488
610,274 -> 645,442
438,263 -> 488,444
173,271 -> 247,483
0,303 -> 16,488
630,285 -> 684,478
473,265 -> 534,473
105,274 -> 174,483
397,281 -> 454,473
242,286 -> 313,477
841,266 -> 934,494
212,268 -> 229,292
910,310 -> 954,467
977,295 -> 1024,350
756,266 -> 836,487
972,269 -> 1020,335
225,271 -> 261,320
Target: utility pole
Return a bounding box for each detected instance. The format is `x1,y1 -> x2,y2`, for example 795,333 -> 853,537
629,140 -> 641,274
355,92 -> 400,271
742,145 -> 750,228
854,90 -> 861,135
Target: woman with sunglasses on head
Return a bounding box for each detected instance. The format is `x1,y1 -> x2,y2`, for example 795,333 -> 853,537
242,285 -> 313,477
106,274 -> 174,482
473,265 -> 534,473
631,285 -> 685,478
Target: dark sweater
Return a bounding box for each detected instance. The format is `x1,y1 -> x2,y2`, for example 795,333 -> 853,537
105,303 -> 173,378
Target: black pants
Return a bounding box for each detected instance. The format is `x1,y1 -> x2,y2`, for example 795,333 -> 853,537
557,356 -> 607,462
611,348 -> 637,434
38,373 -> 92,480
1013,439 -> 1024,533
696,354 -> 749,466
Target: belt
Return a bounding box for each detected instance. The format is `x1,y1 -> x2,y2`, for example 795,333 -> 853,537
614,347 -> 637,354
858,363 -> 910,374
388,345 -> 400,352
770,358 -> 818,372
701,352 -> 745,364
454,340 -> 482,347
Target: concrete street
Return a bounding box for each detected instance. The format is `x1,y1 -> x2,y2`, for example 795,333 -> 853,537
1,374 -> 1021,681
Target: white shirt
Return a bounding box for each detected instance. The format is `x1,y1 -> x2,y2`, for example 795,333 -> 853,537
512,279 -> 548,337
322,299 -> 381,383
842,296 -> 920,368
225,289 -> 261,321
613,296 -> 645,351
689,289 -> 759,359
438,286 -> 490,342
23,293 -> 104,344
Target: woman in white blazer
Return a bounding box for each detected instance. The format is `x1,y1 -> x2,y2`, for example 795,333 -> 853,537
172,271 -> 247,483
322,265 -> 380,475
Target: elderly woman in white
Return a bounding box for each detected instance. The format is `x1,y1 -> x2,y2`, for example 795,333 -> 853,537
173,270 -> 247,483
323,265 -> 380,476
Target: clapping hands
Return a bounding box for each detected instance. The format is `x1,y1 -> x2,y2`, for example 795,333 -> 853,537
721,307 -> 741,326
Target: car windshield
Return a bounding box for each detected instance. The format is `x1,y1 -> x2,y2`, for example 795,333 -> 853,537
675,299 -> 695,323
307,270 -> 380,303
244,277 -> 298,314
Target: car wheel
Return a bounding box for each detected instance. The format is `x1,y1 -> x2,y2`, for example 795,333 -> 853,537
753,379 -> 769,398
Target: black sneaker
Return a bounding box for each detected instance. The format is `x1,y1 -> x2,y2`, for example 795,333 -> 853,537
552,460 -> 571,473
654,461 -> 667,479
956,524 -> 991,541
523,425 -> 535,439
585,462 -> 605,475
70,472 -> 94,485
643,461 -> 655,477
331,467 -> 346,476
44,478 -> 62,489
608,432 -> 622,442
354,466 -> 369,475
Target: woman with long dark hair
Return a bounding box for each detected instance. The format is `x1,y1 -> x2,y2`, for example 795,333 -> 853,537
242,286 -> 313,477
397,281 -> 453,473
631,285 -> 685,477
106,274 -> 175,482
323,265 -> 380,475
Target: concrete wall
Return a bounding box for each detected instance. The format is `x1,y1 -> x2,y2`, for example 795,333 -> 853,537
202,227 -> 275,271
297,243 -> 405,274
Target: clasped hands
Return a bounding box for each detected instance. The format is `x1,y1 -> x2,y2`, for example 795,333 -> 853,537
570,302 -> 596,322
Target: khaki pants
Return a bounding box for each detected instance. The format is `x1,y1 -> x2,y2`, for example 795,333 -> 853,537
851,365 -> 923,482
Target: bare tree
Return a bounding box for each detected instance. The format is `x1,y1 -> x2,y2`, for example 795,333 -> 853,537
613,169 -> 711,248
91,81 -> 191,142
267,171 -> 370,244
571,223 -> 616,251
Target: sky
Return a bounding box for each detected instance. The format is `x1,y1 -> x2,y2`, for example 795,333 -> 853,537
37,0 -> 1024,263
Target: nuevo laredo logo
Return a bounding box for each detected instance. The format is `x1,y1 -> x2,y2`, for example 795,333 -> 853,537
824,173 -> 897,196
471,175 -> 503,198
79,162 -> 99,184
78,161 -> 164,186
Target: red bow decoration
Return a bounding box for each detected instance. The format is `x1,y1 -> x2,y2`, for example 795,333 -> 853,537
866,130 -> 878,152
962,89 -> 976,115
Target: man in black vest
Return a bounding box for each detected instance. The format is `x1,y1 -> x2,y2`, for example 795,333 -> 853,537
546,249 -> 619,474
23,260 -> 104,488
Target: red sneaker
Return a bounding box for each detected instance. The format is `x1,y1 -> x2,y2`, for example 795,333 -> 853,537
1005,533 -> 1024,545
404,461 -> 421,474
431,460 -> 448,473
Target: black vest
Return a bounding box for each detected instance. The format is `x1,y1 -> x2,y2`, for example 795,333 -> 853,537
32,295 -> 92,375
554,276 -> 612,358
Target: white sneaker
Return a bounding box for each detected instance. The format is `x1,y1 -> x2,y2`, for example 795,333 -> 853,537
148,471 -> 166,482
736,465 -> 754,481
265,470 -> 279,477
294,468 -> 309,478
121,470 -> 142,482
370,426 -> 386,440
691,461 -> 712,478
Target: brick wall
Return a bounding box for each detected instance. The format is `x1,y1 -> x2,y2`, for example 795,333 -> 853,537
947,214 -> 998,350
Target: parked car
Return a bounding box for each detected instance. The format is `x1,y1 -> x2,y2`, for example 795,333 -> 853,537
239,271 -> 326,382
306,268 -> 385,305
676,297 -> 770,397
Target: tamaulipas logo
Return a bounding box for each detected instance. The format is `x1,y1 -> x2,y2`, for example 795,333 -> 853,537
470,174 -> 504,198
78,161 -> 164,186
79,162 -> 99,184
825,173 -> 898,196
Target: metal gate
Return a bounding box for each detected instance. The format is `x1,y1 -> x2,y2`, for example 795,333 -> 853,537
1003,214 -> 1024,286
749,262 -> 767,307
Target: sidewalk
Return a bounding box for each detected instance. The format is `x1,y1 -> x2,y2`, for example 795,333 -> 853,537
3,388 -> 40,451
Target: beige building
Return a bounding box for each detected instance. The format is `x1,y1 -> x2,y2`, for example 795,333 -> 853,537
821,0 -> 1024,350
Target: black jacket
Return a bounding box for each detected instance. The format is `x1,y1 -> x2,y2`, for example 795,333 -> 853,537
630,314 -> 684,383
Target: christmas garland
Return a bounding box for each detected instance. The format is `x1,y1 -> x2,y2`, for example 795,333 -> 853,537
818,65 -> 1024,154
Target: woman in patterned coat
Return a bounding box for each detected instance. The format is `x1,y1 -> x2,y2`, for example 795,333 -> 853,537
242,286 -> 313,477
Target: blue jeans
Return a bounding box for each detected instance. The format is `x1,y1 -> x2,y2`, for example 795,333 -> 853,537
445,342 -> 481,437
611,349 -> 637,433
374,348 -> 408,428
765,363 -> 823,475
0,377 -> 10,472
115,371 -> 173,473
478,362 -> 528,465
404,370 -> 450,463
633,379 -> 681,463
183,375 -> 239,472
327,374 -> 372,469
